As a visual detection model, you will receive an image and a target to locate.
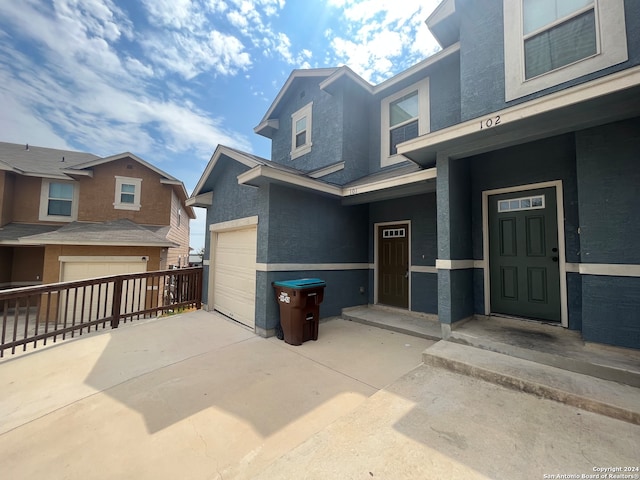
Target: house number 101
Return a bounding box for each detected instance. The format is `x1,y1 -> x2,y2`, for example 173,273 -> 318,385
480,115 -> 501,129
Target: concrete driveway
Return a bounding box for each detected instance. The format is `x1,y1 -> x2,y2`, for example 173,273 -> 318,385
0,310 -> 433,479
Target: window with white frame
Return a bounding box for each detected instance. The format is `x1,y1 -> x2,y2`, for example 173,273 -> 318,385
114,176 -> 142,211
39,179 -> 78,222
503,0 -> 628,101
290,102 -> 313,160
381,78 -> 429,167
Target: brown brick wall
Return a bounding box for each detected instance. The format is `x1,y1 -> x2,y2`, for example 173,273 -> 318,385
11,247 -> 45,283
10,175 -> 42,223
77,158 -> 172,225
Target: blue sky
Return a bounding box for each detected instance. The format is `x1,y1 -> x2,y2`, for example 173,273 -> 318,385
0,0 -> 442,250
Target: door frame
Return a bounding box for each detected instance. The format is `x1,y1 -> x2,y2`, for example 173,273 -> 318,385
482,180 -> 568,327
374,220 -> 411,309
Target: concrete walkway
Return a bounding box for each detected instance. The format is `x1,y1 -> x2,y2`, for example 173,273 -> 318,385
0,310 -> 433,479
1,310 -> 638,479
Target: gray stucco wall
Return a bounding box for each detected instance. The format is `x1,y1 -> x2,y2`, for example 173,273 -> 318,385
429,52 -> 462,132
575,117 -> 640,348
457,0 -> 640,120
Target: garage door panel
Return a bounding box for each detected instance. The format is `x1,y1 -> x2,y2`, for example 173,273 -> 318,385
213,227 -> 257,328
61,259 -> 147,324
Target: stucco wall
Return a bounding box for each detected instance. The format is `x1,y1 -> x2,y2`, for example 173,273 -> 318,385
0,171 -> 16,226
11,247 -> 44,284
575,116 -> 640,348
9,175 -> 42,224
457,0 -> 640,120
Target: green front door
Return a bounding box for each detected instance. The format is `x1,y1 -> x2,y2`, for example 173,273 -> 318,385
489,187 -> 561,322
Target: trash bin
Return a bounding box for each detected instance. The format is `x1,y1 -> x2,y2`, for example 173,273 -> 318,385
272,278 -> 326,346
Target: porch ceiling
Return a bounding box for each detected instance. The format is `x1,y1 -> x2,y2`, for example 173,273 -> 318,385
399,70 -> 640,166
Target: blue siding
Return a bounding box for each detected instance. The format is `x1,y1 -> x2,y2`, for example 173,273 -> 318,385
412,272 -> 438,314
430,52 -> 462,132
582,276 -> 640,349
457,0 -> 640,120
575,117 -> 640,264
438,269 -> 474,324
266,184 -> 368,264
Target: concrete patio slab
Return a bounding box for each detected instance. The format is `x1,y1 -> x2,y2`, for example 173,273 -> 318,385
0,310 -> 434,480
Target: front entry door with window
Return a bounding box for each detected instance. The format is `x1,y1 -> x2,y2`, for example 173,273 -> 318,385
489,187 -> 561,322
378,224 -> 409,309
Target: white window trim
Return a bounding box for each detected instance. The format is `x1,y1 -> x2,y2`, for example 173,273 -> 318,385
39,179 -> 79,222
504,0 -> 628,101
114,176 -> 142,211
380,78 -> 430,168
290,101 -> 313,160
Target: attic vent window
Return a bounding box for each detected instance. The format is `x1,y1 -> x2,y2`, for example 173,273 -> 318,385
127,164 -> 133,169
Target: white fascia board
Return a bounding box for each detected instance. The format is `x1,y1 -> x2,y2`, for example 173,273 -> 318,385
239,164 -> 437,199
343,168 -> 436,197
308,161 -> 345,179
372,43 -> 460,95
254,119 -> 280,136
398,65 -> 640,158
255,69 -> 338,128
191,145 -> 263,197
319,66 -> 374,95
426,0 -> 455,28
238,165 -> 342,197
73,152 -> 178,182
61,168 -> 93,177
19,239 -> 177,247
186,191 -> 213,207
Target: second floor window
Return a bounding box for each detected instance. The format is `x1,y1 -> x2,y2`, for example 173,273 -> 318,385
290,102 -> 313,160
48,182 -> 74,216
380,78 -> 429,167
523,0 -> 596,79
114,176 -> 142,211
39,179 -> 77,222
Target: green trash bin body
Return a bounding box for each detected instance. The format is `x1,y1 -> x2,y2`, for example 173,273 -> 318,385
273,278 -> 326,346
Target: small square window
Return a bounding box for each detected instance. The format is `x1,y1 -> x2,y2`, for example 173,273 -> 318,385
114,176 -> 142,211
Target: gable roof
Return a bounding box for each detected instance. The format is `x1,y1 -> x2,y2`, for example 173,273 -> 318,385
0,142 -> 195,219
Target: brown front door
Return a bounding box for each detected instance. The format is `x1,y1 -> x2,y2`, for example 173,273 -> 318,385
377,224 -> 409,308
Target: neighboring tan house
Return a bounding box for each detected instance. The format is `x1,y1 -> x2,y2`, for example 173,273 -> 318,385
190,0 -> 639,350
0,142 -> 195,289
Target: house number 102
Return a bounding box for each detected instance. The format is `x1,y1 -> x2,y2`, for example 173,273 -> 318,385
480,115 -> 501,129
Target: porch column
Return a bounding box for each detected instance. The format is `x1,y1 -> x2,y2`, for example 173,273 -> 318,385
436,153 -> 474,338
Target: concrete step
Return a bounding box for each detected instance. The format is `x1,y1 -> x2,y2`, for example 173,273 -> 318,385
449,325 -> 640,388
423,341 -> 640,425
342,305 -> 441,341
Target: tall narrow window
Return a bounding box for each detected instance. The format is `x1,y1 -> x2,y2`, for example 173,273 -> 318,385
114,176 -> 142,211
39,180 -> 78,222
380,78 -> 429,167
290,102 -> 313,160
48,182 -> 74,216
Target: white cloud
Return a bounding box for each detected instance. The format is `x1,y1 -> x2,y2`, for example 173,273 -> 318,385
325,0 -> 443,83
0,0 -> 252,165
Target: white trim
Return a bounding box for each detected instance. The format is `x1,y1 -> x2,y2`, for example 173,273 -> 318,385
38,178 -> 79,222
203,260 -> 210,266
381,78 -> 430,168
503,0 -> 628,101
308,162 -> 345,179
374,220 -> 411,308
398,65 -> 640,159
238,166 -> 343,197
344,168 -> 436,198
578,264 -> 640,277
186,192 -> 213,207
435,259 -> 475,270
410,265 -> 437,274
209,215 -> 259,232
290,102 -> 313,160
255,263 -> 370,272
114,176 -> 142,211
565,262 -> 580,273
482,180 -> 568,327
58,256 -> 149,263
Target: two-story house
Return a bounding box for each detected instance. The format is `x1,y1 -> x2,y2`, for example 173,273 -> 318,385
0,142 -> 195,289
189,0 -> 640,349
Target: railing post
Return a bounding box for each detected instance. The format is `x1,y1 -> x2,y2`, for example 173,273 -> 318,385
111,278 -> 123,329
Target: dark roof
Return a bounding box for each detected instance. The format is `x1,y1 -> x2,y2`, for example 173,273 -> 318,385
18,219 -> 177,247
0,223 -> 62,244
0,142 -> 99,178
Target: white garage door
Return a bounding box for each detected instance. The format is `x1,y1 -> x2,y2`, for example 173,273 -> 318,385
60,257 -> 148,323
213,227 -> 257,328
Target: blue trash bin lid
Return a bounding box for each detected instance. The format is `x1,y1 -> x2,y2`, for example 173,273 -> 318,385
273,278 -> 326,289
